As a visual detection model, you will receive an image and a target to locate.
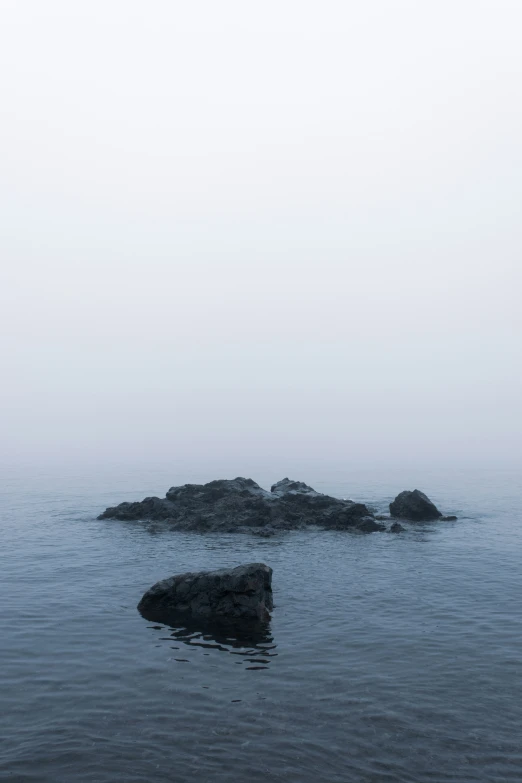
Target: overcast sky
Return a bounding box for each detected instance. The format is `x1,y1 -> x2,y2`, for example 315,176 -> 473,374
0,1 -> 521,472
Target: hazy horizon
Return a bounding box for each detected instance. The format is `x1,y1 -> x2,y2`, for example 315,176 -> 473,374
1,1 -> 521,472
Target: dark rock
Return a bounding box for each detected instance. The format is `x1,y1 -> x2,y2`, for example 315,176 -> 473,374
357,517 -> 387,533
98,496 -> 172,522
441,515 -> 458,521
389,490 -> 442,521
375,515 -> 391,521
389,522 -> 405,533
321,504 -> 386,532
270,477 -> 317,496
166,476 -> 266,503
137,563 -> 273,626
99,476 -> 383,535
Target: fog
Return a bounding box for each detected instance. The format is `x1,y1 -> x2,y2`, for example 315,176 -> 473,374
1,1 -> 521,473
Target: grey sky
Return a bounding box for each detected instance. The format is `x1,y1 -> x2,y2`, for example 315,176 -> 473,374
1,1 -> 521,470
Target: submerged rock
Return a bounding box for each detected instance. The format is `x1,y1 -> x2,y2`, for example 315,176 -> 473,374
98,477 -> 384,534
389,521 -> 406,533
137,563 -> 273,626
389,490 -> 443,521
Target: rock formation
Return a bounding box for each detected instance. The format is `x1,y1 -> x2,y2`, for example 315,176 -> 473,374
99,477 -> 386,534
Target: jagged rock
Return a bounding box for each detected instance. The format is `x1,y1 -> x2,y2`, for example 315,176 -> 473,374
98,477 -> 383,534
270,478 -> 317,496
389,490 -> 442,521
389,522 -> 405,533
137,563 -> 273,626
166,476 -> 267,503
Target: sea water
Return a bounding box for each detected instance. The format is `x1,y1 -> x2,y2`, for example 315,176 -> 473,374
1,463 -> 521,782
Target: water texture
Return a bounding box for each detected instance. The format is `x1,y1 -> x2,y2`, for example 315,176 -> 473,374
1,465 -> 521,782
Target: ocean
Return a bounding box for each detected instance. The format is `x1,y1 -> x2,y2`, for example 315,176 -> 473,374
1,462 -> 521,782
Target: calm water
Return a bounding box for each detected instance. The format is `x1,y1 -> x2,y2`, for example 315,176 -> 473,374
1,464 -> 521,782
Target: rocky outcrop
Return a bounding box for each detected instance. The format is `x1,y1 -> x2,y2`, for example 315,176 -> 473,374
137,563 -> 273,626
98,476 -> 385,534
389,490 -> 445,521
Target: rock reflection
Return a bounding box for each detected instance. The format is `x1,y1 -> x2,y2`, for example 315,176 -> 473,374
146,620 -> 277,669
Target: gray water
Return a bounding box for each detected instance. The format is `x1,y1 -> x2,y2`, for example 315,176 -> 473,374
1,464 -> 521,782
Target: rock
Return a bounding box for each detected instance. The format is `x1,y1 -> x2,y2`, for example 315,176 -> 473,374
166,476 -> 267,504
99,496 -> 172,522
321,506 -> 386,532
137,563 -> 273,626
270,478 -> 317,496
357,518 -> 387,533
375,515 -> 391,521
99,476 -> 383,535
389,489 -> 442,521
389,522 -> 405,533
441,515 -> 458,521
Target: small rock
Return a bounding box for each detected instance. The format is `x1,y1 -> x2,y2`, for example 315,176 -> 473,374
137,563 -> 273,626
389,490 -> 442,521
440,515 -> 458,521
389,522 -> 405,533
357,517 -> 387,533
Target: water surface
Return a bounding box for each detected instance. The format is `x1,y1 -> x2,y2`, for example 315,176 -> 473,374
1,465 -> 521,782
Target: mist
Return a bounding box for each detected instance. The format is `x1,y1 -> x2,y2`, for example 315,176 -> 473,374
1,0 -> 521,473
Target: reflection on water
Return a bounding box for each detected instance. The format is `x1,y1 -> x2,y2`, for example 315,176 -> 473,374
147,621 -> 277,670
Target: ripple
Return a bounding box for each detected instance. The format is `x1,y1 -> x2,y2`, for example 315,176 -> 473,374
1,466 -> 522,782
